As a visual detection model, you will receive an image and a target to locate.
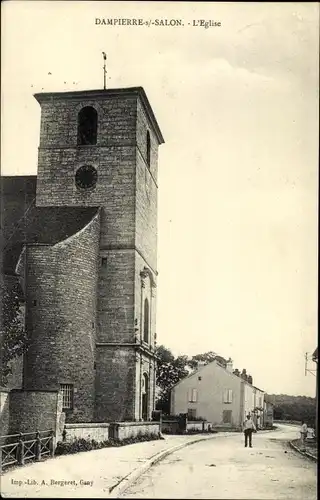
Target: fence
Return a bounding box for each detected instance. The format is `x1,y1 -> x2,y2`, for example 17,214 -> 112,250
0,430 -> 54,472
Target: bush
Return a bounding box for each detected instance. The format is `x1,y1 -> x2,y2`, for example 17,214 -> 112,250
55,433 -> 161,456
55,438 -> 103,455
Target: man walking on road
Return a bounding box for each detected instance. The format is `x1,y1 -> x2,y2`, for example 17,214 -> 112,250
243,414 -> 256,448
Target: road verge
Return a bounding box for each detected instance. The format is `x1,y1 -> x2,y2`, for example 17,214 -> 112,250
108,433 -> 218,498
289,440 -> 317,462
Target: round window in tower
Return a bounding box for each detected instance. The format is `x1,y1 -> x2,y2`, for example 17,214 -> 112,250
75,165 -> 98,190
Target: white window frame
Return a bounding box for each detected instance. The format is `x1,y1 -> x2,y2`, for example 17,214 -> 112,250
188,388 -> 198,402
224,389 -> 233,403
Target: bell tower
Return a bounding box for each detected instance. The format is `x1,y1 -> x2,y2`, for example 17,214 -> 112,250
34,87 -> 164,421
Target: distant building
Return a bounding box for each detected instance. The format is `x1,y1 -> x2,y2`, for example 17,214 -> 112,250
251,385 -> 265,429
263,400 -> 274,428
170,358 -> 265,429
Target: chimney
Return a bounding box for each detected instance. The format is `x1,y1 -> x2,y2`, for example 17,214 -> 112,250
233,368 -> 240,377
247,375 -> 253,385
241,369 -> 248,381
226,357 -> 233,372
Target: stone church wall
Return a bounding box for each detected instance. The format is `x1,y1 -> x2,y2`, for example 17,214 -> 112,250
135,99 -> 158,272
134,253 -> 157,349
22,212 -> 100,422
136,98 -> 159,183
9,389 -> 64,437
97,249 -> 135,344
36,96 -> 138,253
1,88 -> 162,426
4,356 -> 23,390
94,346 -> 136,422
0,390 -> 10,436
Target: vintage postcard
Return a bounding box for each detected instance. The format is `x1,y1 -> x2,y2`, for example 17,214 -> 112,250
1,1 -> 318,498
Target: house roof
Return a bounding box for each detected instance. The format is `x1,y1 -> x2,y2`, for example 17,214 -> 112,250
252,385 -> 265,393
1,176 -> 99,274
34,86 -> 165,145
171,359 -> 264,393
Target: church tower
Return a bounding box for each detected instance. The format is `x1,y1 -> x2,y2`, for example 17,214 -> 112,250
33,87 -> 164,422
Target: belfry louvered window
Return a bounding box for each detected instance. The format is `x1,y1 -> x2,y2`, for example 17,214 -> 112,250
77,106 -> 98,145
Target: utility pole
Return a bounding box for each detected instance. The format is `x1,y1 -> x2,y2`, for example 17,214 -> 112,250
305,351 -> 317,437
305,352 -> 316,377
312,349 -> 318,438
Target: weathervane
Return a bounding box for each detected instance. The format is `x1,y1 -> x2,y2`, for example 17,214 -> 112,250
102,52 -> 107,90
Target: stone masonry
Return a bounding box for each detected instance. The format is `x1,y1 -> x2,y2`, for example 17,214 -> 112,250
1,86 -> 164,424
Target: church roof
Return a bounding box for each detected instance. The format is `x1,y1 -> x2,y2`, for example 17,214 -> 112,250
1,175 -> 99,275
34,86 -> 165,145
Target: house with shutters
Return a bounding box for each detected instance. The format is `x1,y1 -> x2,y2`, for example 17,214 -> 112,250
170,358 -> 265,429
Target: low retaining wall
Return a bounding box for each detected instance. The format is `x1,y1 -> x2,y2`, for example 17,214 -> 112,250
64,423 -> 110,443
187,421 -> 212,432
9,389 -> 65,442
110,421 -> 161,441
162,420 -> 179,434
62,421 -> 161,443
161,420 -> 212,434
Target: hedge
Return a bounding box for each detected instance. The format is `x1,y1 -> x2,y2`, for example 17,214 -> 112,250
55,432 -> 162,456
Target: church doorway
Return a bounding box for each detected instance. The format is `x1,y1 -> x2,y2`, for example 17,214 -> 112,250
142,373 -> 149,421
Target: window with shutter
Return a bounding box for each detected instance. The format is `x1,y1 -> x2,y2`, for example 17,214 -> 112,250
188,388 -> 197,402
192,388 -> 197,402
224,389 -> 233,403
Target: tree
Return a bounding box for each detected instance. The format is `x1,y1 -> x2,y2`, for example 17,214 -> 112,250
155,345 -> 189,414
155,345 -> 175,365
0,279 -> 27,386
265,394 -> 316,426
188,351 -> 222,370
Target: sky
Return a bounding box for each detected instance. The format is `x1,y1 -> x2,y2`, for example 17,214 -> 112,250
1,1 -> 319,396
